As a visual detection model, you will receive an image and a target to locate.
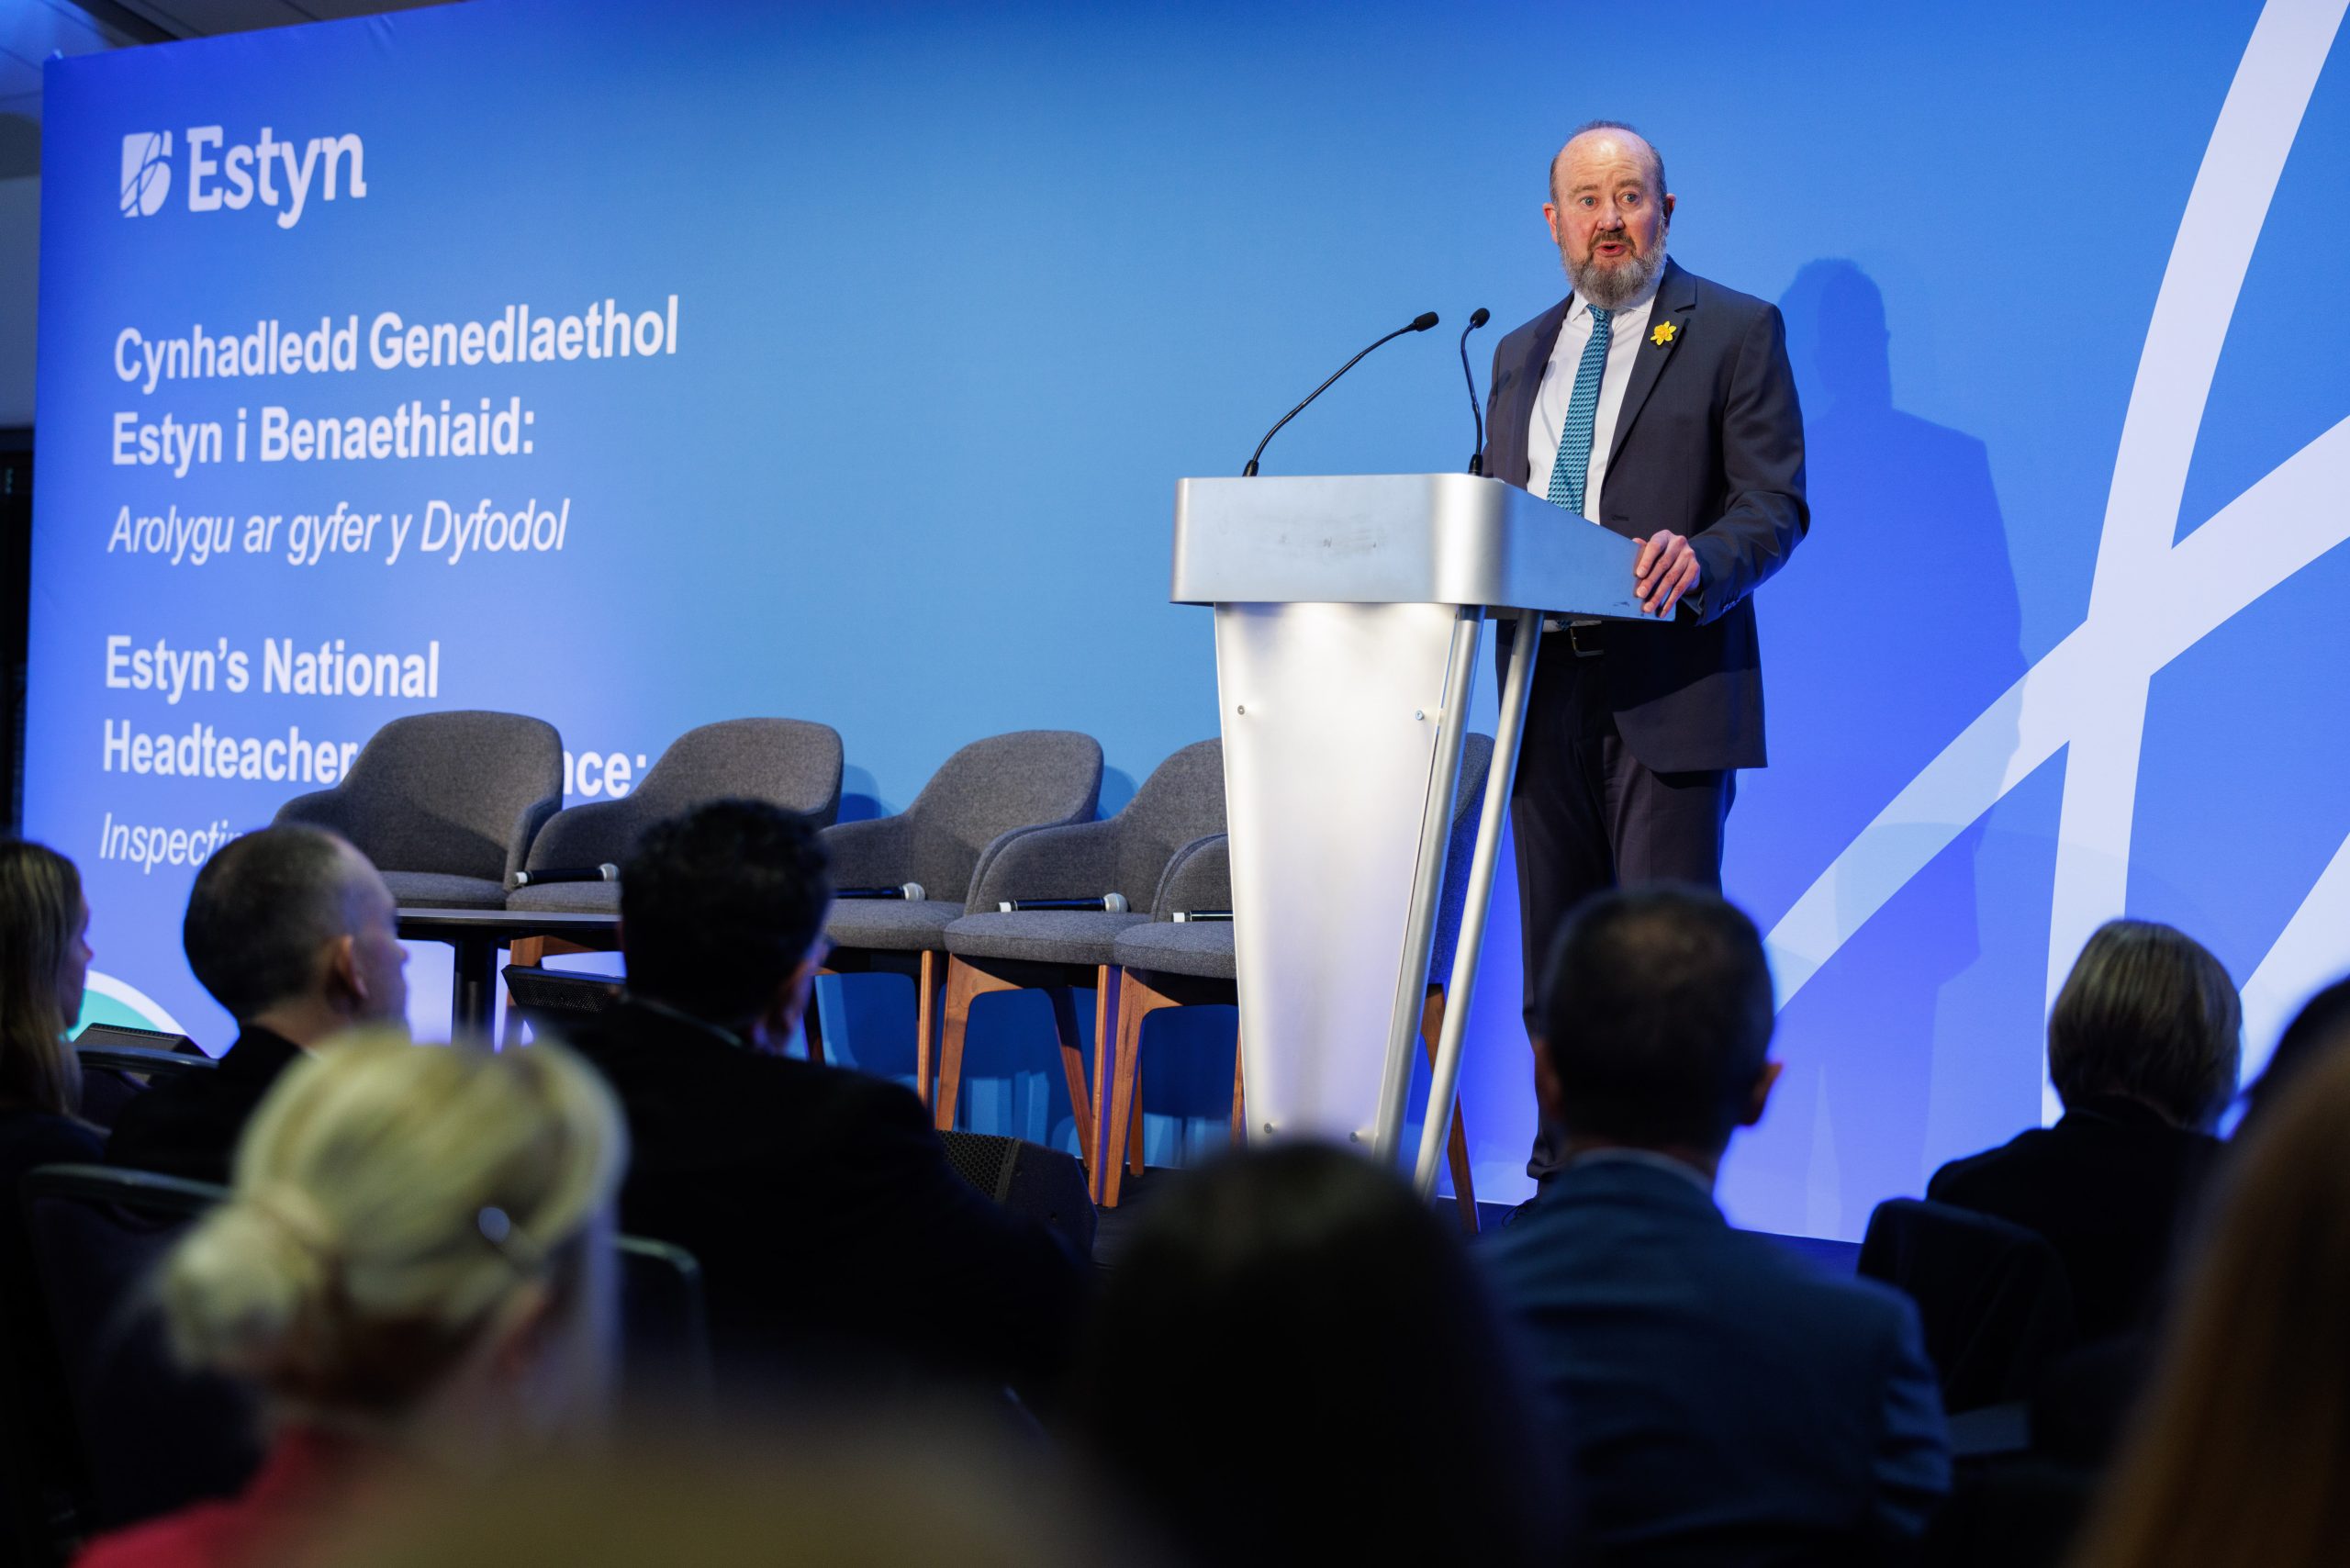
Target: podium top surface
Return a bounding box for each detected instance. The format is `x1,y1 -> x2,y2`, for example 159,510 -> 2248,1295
1171,473 -> 1644,617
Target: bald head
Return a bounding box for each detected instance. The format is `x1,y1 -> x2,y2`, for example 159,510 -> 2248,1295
1550,120 -> 1667,208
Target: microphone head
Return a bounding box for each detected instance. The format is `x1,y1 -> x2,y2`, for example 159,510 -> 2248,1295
1470,307 -> 1491,329
1410,311 -> 1440,332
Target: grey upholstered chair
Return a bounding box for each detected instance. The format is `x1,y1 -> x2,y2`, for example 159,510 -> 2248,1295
810,731 -> 1102,1101
507,719 -> 845,915
1101,734 -> 1495,1222
274,711 -> 563,909
934,738 -> 1225,1195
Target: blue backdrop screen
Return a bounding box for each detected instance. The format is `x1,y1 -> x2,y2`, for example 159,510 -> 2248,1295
33,0 -> 2350,1233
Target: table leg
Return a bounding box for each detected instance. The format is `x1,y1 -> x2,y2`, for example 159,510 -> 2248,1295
451,934 -> 498,1045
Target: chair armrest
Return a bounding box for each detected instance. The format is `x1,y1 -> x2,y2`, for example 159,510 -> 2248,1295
274,787 -> 354,834
966,818 -> 1123,910
818,815 -> 915,890
1149,834 -> 1230,917
520,796 -> 653,883
504,792 -> 565,886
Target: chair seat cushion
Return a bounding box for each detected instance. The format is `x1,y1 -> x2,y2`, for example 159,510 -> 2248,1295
506,880 -> 622,914
385,871 -> 509,910
943,910 -> 1147,966
824,899 -> 964,951
1112,920 -> 1237,980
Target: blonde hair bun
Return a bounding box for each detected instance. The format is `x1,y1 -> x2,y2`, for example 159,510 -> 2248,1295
157,1030 -> 625,1417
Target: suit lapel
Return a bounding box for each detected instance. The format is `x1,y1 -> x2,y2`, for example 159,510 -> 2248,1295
1606,257 -> 1697,467
1494,295 -> 1573,488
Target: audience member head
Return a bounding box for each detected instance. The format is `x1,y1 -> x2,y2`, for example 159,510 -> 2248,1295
1071,1142 -> 1562,1568
2238,974 -> 2350,1135
1536,884 -> 1779,1170
0,840 -> 92,1116
2067,1030 -> 2350,1568
2047,920 -> 2239,1130
161,1033 -> 626,1450
183,826 -> 408,1044
619,800 -> 831,1047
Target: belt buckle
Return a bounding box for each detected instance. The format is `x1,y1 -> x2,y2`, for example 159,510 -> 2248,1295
1567,621 -> 1605,659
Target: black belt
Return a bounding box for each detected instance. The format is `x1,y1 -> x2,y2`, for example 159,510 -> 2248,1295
1540,619 -> 1607,659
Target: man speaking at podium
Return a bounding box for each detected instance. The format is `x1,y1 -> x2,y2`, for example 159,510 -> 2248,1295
1482,121 -> 1807,1181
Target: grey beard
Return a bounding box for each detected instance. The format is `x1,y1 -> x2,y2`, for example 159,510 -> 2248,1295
1564,238 -> 1666,309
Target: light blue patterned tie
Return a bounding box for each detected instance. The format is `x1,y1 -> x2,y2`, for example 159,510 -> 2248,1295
1546,305 -> 1613,516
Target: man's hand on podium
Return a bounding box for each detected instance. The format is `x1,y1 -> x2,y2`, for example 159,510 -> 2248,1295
1634,531 -> 1699,618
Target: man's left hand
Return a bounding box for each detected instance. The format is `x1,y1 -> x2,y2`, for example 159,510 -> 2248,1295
1633,531 -> 1699,618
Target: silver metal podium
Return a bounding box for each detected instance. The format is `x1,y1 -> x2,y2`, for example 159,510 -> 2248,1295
1170,473 -> 1647,1193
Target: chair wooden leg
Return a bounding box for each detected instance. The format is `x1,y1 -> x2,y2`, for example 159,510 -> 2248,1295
1421,986 -> 1479,1236
1126,1067 -> 1146,1178
1044,984 -> 1099,1183
935,957 -> 1016,1132
1102,969 -> 1178,1208
914,949 -> 942,1108
801,965 -> 838,1065
1088,967 -> 1118,1185
1230,1023 -> 1246,1144
511,935 -> 547,969
1096,972 -> 1125,1199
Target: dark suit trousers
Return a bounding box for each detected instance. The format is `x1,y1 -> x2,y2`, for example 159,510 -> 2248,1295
1513,632 -> 1735,1179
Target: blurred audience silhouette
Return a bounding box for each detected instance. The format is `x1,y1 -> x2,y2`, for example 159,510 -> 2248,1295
1071,1140 -> 1564,1568
2067,1014 -> 2350,1568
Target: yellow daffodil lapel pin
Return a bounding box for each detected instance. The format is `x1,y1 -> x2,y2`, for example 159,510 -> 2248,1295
1651,321 -> 1678,348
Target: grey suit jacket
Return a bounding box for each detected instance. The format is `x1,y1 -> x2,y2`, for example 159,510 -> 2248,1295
1483,258 -> 1807,773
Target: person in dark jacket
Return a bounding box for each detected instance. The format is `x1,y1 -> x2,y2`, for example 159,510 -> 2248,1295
1483,886 -> 1947,1565
563,800 -> 1085,1404
1929,919 -> 2237,1341
107,826 -> 409,1184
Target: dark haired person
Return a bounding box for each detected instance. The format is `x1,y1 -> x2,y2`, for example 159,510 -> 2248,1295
107,825 -> 408,1183
1483,886 -> 1946,1564
2233,972 -> 2350,1137
1071,1143 -> 1566,1568
564,799 -> 1084,1400
1929,920 -> 2237,1341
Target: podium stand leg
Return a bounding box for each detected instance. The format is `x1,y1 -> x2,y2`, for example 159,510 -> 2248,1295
1415,610 -> 1542,1195
1370,610 -> 1483,1159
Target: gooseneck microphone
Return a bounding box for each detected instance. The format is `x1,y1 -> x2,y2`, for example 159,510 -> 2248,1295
1460,307 -> 1491,475
1242,311 -> 1440,476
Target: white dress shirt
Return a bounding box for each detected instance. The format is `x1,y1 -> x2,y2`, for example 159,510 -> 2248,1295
1527,265 -> 1666,524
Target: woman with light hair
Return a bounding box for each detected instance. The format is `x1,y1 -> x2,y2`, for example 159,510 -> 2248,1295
75,1033 -> 627,1568
0,839 -> 96,1141
1928,918 -> 2239,1340
0,840 -> 100,1222
0,839 -> 101,1558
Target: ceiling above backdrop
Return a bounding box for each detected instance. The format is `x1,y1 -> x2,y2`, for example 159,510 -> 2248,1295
0,0 -> 454,178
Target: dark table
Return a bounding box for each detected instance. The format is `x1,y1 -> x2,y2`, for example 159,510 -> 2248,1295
395,907 -> 619,1042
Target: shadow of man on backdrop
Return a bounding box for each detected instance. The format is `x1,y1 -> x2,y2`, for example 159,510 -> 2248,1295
1734,260 -> 2028,1234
